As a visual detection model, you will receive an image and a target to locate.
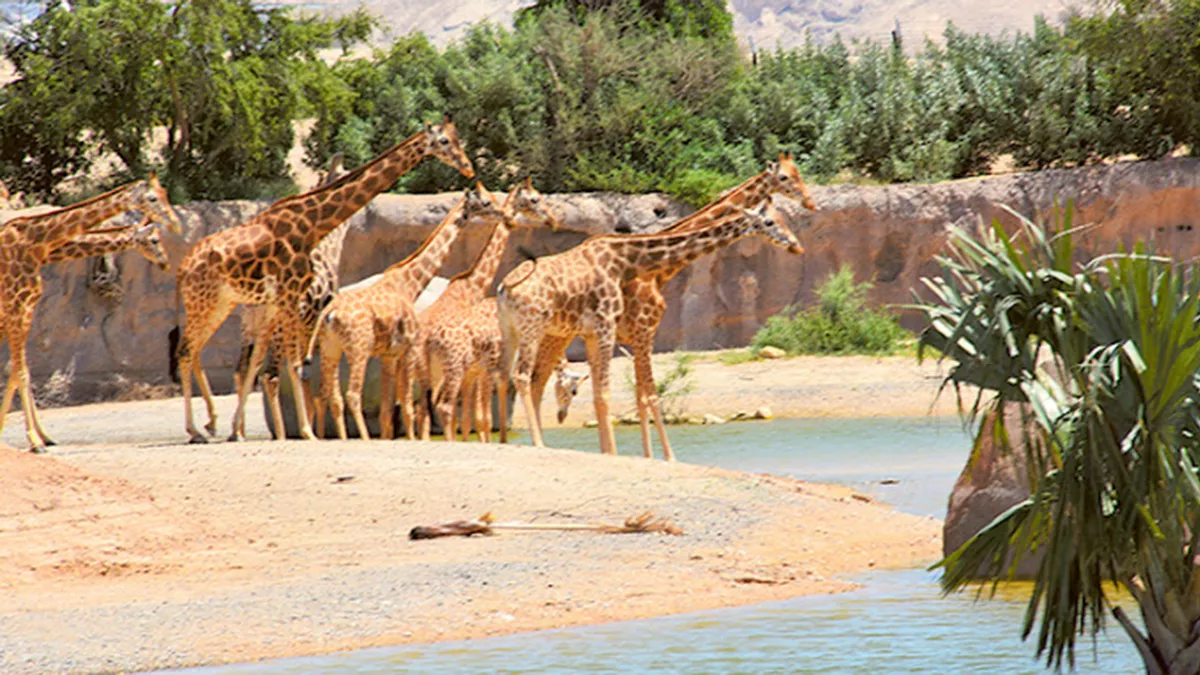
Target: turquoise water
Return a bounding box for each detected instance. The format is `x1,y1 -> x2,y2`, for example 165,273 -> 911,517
172,417 -> 1143,674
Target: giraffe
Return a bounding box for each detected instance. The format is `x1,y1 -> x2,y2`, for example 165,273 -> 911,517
305,183 -> 504,440
410,177 -> 560,442
552,358 -> 588,425
172,117 -> 474,444
0,174 -> 181,452
229,152 -> 350,441
45,218 -> 171,271
497,201 -> 803,457
527,154 -> 816,460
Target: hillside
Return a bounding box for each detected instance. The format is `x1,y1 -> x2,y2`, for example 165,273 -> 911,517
287,0 -> 1075,48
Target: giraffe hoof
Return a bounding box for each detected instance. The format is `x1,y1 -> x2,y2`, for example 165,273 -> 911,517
227,433 -> 245,443
188,435 -> 209,445
28,445 -> 47,455
41,438 -> 57,447
204,422 -> 218,436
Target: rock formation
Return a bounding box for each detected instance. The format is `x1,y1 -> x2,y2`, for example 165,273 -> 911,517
8,157 -> 1200,406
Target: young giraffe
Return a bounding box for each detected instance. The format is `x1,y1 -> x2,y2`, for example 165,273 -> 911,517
0,175 -> 181,452
45,218 -> 171,271
229,152 -> 349,441
409,177 -> 560,442
528,154 -> 816,460
305,183 -> 504,440
173,118 -> 474,444
497,201 -> 803,457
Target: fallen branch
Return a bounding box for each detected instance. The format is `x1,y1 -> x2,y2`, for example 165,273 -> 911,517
409,511 -> 683,540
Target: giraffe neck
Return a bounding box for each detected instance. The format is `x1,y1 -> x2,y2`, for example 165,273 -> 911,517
608,205 -> 756,280
663,172 -> 771,234
45,226 -> 140,264
275,131 -> 433,246
383,203 -> 467,302
452,216 -> 511,296
10,183 -> 138,251
313,218 -> 352,264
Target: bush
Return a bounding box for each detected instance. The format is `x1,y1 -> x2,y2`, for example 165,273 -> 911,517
751,265 -> 908,355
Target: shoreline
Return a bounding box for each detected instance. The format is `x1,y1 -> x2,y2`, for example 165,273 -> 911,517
0,353 -> 953,673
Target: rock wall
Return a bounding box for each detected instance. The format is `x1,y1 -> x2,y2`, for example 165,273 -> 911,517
9,157 -> 1200,403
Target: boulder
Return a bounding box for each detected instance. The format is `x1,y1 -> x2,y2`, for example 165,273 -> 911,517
758,346 -> 786,359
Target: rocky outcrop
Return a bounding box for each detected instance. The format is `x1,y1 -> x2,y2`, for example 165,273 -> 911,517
943,405 -> 1040,579
9,157 -> 1200,404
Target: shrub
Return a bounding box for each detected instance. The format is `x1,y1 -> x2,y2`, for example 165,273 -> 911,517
751,265 -> 908,355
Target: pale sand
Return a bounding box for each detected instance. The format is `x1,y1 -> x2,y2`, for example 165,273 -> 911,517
0,353 -> 955,673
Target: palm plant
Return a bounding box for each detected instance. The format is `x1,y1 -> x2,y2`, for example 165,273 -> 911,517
915,203 -> 1200,674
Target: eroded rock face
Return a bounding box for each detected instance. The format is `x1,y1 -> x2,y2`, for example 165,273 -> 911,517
9,157 -> 1200,405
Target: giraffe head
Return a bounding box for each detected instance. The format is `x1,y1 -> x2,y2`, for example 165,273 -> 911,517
741,200 -> 803,255
129,172 -> 183,234
463,181 -> 507,222
131,219 -> 171,271
424,114 -> 475,179
503,176 -> 561,231
554,359 -> 589,424
765,153 -> 816,212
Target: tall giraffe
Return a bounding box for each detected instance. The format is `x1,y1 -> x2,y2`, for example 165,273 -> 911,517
409,177 -> 560,442
305,183 -> 504,440
529,154 -> 816,460
0,175 -> 181,452
497,201 -> 803,457
172,118 -> 474,444
229,152 -> 350,441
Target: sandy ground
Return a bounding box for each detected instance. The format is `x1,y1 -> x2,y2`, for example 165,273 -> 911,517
0,354 -> 953,674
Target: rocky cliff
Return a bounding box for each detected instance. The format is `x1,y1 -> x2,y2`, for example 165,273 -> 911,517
8,157 -> 1200,404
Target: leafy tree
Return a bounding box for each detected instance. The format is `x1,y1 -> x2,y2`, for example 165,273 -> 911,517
0,0 -> 374,201
917,204 -> 1200,673
516,0 -> 733,41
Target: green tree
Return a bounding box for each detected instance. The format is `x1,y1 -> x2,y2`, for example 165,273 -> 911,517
0,0 -> 374,201
916,205 -> 1200,673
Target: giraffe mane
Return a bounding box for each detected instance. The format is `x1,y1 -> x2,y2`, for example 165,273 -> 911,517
270,128 -> 427,210
2,180 -> 137,228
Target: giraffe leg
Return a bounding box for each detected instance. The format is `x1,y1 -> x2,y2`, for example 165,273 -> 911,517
229,333 -> 269,442
27,395 -> 55,447
344,354 -> 371,440
262,375 -> 286,440
396,358 -> 418,440
9,335 -> 48,452
279,317 -> 317,441
584,331 -> 618,456
458,371 -> 471,439
470,372 -> 484,441
178,298 -> 234,443
282,354 -> 316,440
630,337 -> 656,459
0,347 -> 19,438
437,365 -> 463,443
379,356 -> 395,440
318,341 -> 344,440
497,372 -> 509,444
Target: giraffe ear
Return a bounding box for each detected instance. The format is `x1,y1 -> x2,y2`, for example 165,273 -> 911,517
767,161 -> 779,174
523,175 -> 533,188
425,121 -> 434,133
442,111 -> 453,125
778,152 -> 786,162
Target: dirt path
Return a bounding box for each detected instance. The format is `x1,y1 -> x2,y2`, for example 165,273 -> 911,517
0,354 -> 952,674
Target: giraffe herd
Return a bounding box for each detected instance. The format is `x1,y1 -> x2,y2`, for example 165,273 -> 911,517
0,118 -> 815,458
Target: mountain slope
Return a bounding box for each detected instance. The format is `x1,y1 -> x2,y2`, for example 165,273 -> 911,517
290,0 -> 1072,48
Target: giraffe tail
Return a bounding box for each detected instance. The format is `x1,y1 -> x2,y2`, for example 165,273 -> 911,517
168,282 -> 183,383
301,300 -> 337,381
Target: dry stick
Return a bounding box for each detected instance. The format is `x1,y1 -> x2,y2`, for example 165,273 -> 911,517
409,511 -> 683,540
